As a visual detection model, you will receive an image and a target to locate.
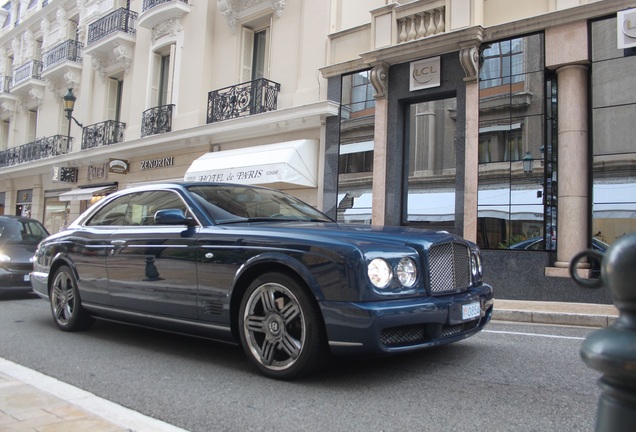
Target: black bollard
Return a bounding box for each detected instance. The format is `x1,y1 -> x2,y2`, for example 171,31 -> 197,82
570,233 -> 636,431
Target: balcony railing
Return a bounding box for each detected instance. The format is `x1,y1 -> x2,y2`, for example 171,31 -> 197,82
87,7 -> 138,46
0,135 -> 70,168
0,76 -> 11,93
81,120 -> 126,149
12,60 -> 43,86
141,104 -> 174,137
207,78 -> 280,124
397,6 -> 445,44
142,0 -> 188,12
42,40 -> 84,71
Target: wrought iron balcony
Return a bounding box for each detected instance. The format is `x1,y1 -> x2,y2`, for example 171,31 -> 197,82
42,40 -> 84,71
81,120 -> 126,149
141,104 -> 174,138
12,60 -> 43,86
0,135 -> 70,168
207,78 -> 281,123
87,7 -> 138,46
0,76 -> 11,93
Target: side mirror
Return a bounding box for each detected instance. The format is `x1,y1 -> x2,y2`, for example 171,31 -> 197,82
154,209 -> 196,226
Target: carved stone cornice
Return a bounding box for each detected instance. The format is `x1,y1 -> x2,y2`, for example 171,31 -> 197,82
218,0 -> 286,33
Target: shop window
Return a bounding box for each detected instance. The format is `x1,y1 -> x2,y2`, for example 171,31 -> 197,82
404,97 -> 457,228
43,196 -> 69,234
337,70 -> 375,224
590,17 -> 636,247
477,33 -> 555,251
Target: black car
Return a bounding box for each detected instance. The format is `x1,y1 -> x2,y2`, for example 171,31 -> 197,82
32,183 -> 494,379
0,215 -> 49,295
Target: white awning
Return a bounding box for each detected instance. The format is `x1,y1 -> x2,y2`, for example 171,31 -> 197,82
58,186 -> 115,201
184,139 -> 318,188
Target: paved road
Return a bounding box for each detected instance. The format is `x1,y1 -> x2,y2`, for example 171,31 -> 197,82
1,296 -> 601,432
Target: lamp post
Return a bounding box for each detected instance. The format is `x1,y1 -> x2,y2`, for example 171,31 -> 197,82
522,151 -> 534,177
63,88 -> 83,151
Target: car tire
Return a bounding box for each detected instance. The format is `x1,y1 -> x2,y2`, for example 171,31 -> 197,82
50,266 -> 94,332
238,272 -> 329,380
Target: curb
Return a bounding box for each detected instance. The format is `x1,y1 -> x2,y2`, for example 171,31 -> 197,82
492,309 -> 618,328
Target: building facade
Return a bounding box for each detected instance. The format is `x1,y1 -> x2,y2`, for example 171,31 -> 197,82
321,0 -> 635,303
0,0 -> 336,231
0,0 -> 634,303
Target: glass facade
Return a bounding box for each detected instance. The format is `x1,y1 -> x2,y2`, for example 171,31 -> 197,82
590,17 -> 636,246
476,33 -> 556,250
404,97 -> 457,228
337,70 -> 375,224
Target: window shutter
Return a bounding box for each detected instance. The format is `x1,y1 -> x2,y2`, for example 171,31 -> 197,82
107,78 -> 120,121
150,52 -> 161,107
240,27 -> 254,83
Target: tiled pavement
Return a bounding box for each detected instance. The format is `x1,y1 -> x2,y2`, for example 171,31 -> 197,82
0,300 -> 620,432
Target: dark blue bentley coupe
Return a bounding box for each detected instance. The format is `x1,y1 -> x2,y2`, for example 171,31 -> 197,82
32,183 -> 493,379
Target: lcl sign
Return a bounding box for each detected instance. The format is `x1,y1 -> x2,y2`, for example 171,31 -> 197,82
410,56 -> 441,91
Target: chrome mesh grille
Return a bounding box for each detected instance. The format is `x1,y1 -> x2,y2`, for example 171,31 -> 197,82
380,321 -> 480,347
428,242 -> 471,294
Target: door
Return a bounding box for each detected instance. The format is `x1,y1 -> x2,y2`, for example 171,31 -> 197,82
106,191 -> 199,319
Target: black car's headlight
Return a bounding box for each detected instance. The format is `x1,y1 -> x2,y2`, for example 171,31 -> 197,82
470,248 -> 483,283
0,253 -> 11,263
367,256 -> 419,294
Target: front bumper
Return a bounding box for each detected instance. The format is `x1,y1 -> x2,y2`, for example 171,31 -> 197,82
320,283 -> 494,357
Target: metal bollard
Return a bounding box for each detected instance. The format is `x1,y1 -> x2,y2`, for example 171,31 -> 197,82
570,232 -> 636,431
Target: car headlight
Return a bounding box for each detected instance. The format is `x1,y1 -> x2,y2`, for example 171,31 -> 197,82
0,254 -> 11,263
470,250 -> 483,280
368,258 -> 392,288
396,257 -> 417,287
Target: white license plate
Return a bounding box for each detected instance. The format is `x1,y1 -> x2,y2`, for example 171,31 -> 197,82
23,274 -> 30,282
462,302 -> 481,320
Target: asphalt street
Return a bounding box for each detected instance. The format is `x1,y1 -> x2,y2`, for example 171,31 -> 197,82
1,296 -> 602,432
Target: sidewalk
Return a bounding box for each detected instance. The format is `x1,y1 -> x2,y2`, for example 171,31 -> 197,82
0,300 -> 620,432
494,299 -> 619,328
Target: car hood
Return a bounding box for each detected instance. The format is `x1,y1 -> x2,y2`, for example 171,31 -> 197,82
210,222 -> 469,249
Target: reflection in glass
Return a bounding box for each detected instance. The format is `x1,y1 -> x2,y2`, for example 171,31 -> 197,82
337,70 -> 375,224
591,17 -> 636,246
405,98 -> 457,227
477,33 -> 553,250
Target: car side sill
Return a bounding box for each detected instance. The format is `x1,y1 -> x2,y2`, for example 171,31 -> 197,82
84,303 -> 233,336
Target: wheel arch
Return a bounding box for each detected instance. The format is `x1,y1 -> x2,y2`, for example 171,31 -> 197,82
229,255 -> 324,341
47,256 -> 79,295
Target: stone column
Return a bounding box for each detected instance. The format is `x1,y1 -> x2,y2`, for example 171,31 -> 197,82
370,63 -> 389,226
459,44 -> 482,242
552,64 -> 589,274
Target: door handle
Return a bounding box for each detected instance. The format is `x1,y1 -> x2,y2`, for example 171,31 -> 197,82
111,239 -> 127,247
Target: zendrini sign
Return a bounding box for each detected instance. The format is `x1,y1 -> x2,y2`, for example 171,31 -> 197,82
618,8 -> 636,49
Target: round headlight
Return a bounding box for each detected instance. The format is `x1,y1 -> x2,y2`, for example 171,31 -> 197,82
396,257 -> 417,287
471,254 -> 479,276
368,258 -> 392,288
0,254 -> 11,263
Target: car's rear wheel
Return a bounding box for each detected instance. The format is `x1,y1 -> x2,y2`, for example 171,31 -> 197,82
239,272 -> 328,380
50,266 -> 94,331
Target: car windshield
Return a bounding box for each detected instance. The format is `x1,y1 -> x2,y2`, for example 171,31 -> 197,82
0,218 -> 49,243
187,185 -> 333,224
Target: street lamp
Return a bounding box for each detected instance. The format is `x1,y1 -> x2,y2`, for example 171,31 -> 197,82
63,88 -> 83,150
522,150 -> 534,176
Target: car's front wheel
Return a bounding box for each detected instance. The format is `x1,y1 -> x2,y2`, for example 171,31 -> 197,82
239,272 -> 328,379
50,266 -> 94,331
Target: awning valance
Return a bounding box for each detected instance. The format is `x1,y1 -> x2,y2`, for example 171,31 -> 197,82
184,139 -> 318,188
58,185 -> 115,201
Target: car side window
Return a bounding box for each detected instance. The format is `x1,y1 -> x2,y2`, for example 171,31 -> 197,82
86,195 -> 132,226
126,191 -> 189,226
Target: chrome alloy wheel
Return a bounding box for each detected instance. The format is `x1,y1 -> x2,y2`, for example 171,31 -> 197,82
51,269 -> 76,326
242,282 -> 306,371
